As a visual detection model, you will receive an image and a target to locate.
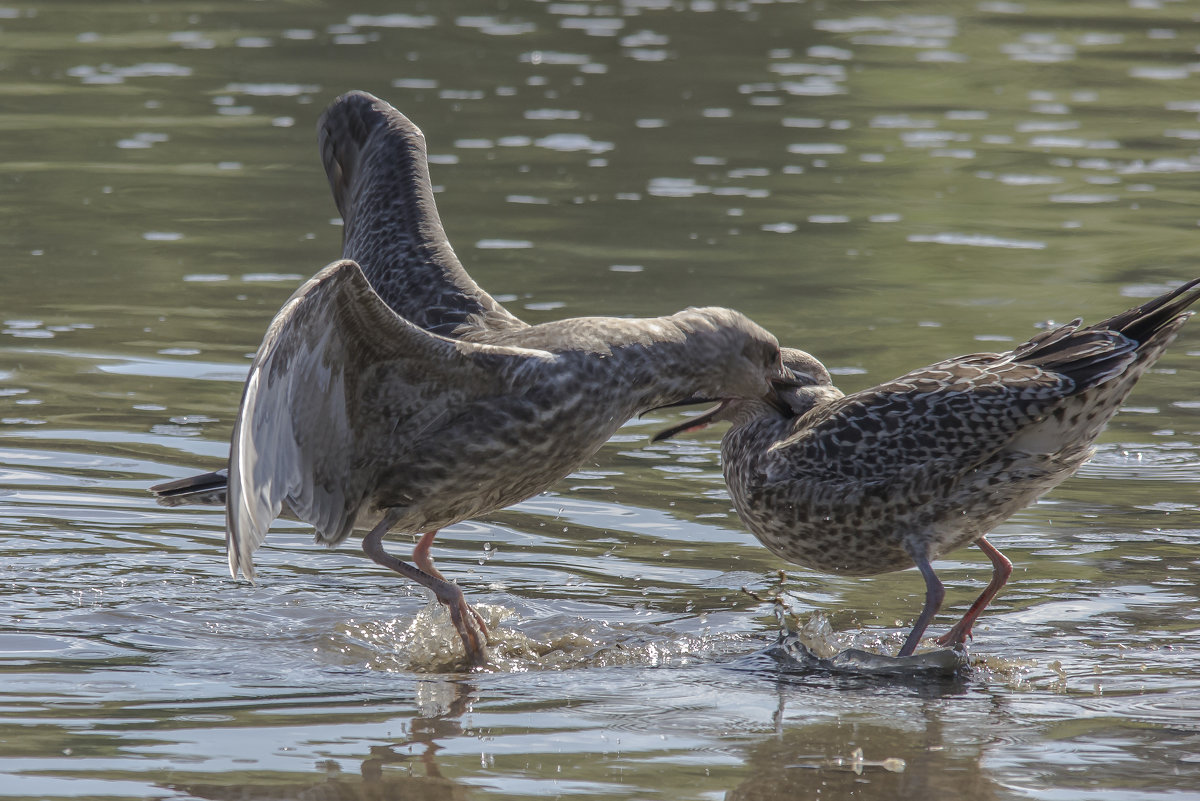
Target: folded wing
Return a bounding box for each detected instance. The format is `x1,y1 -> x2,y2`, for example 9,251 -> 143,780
771,312 -> 1145,489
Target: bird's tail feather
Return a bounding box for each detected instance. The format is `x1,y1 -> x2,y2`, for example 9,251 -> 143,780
150,469 -> 228,507
1095,277 -> 1200,347
1014,279 -> 1200,390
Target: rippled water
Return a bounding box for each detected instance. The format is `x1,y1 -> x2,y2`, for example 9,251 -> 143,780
4,1 -> 1200,798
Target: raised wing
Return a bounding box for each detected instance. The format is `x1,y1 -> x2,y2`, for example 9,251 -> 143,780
227,259 -> 553,581
317,90 -> 525,336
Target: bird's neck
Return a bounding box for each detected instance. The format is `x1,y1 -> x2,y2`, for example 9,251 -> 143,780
720,385 -> 841,466
719,404 -> 793,488
603,325 -> 746,411
727,400 -> 793,445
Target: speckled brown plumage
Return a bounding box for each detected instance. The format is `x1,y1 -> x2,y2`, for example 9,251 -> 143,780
657,280 -> 1200,656
153,94 -> 792,664
168,261 -> 786,664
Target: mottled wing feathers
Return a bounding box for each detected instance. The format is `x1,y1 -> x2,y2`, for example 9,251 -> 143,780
770,356 -> 1073,486
227,259 -> 554,581
317,90 -> 524,336
761,280 -> 1200,493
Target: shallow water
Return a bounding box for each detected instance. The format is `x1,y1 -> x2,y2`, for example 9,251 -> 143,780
3,1 -> 1200,798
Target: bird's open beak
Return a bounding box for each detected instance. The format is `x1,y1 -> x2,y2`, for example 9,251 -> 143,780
644,395 -> 715,414
650,401 -> 729,442
650,366 -> 803,442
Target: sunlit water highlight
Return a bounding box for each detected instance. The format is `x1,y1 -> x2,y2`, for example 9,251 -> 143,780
4,1 -> 1200,799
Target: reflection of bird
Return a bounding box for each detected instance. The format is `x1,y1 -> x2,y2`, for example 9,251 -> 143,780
170,681 -> 477,801
726,717 -> 1003,801
155,260 -> 790,665
657,280 -> 1200,656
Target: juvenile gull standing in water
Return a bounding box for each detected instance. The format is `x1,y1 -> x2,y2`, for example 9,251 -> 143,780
656,280 -> 1200,657
158,92 -> 796,663
155,259 -> 791,664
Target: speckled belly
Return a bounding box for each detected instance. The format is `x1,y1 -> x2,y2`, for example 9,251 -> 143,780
732,451 -> 1085,577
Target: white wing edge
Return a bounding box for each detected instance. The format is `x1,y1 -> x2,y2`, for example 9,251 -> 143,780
225,288 -> 310,583
227,366 -> 275,581
222,258 -> 560,582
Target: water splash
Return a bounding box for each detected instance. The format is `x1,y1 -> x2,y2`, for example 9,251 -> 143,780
332,600 -> 758,674
762,612 -> 968,678
333,602 -> 517,673
766,633 -> 967,677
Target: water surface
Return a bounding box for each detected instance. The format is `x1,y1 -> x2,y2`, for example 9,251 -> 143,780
3,1 -> 1200,798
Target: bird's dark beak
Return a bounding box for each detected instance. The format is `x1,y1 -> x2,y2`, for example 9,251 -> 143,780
763,362 -> 808,414
766,374 -> 803,415
772,371 -> 804,390
651,401 -> 728,443
766,389 -> 792,416
643,395 -> 716,414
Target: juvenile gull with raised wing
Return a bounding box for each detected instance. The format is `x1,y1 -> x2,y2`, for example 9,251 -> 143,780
155,260 -> 791,664
155,91 -> 794,664
656,280 -> 1200,657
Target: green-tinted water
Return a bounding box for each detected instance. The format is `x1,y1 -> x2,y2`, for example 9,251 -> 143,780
3,1 -> 1200,798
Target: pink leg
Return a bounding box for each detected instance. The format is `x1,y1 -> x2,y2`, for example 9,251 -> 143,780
360,517 -> 489,666
413,529 -> 489,638
935,537 -> 1012,648
413,530 -> 446,579
899,553 -> 945,657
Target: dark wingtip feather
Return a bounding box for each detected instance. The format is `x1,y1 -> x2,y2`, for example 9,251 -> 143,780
1095,277 -> 1200,346
1012,279 -> 1200,392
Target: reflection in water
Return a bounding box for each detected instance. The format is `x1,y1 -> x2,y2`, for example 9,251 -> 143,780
727,714 -> 1003,801
171,681 -> 475,801
730,657 -> 999,800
